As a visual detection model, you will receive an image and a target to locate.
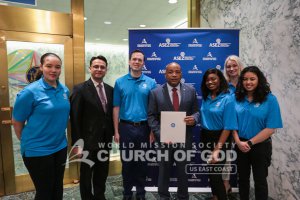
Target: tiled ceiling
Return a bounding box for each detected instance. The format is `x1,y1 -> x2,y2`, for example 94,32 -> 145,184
1,0 -> 187,45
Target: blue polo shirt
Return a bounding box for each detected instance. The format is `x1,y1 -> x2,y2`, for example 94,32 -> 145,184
235,93 -> 283,139
200,92 -> 237,131
13,78 -> 70,157
228,82 -> 236,94
113,73 -> 156,122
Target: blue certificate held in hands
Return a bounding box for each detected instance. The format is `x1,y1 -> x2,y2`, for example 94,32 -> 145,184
160,111 -> 186,143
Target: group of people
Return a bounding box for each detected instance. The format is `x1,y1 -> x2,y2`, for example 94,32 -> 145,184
12,50 -> 282,200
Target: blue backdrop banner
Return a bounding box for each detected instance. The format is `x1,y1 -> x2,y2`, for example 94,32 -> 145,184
129,28 -> 239,190
1,0 -> 36,5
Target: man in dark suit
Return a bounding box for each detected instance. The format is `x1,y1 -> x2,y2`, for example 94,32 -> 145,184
70,55 -> 114,200
148,62 -> 200,200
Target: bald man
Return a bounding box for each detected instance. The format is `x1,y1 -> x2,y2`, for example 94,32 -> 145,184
148,62 -> 200,200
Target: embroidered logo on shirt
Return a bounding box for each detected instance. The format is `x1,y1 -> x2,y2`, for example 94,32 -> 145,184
216,102 -> 221,107
63,93 -> 68,100
254,103 -> 260,107
142,83 -> 147,89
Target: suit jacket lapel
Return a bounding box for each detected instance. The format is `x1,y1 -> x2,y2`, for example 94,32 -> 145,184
162,84 -> 175,111
179,83 -> 186,111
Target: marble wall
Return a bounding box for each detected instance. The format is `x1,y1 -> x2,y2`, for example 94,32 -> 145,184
200,0 -> 300,199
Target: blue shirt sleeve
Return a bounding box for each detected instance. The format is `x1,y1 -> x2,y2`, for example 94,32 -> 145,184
113,79 -> 121,107
266,95 -> 283,128
13,89 -> 34,122
223,95 -> 238,130
151,79 -> 157,90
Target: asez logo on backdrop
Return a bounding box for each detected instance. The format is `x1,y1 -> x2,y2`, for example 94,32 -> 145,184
142,65 -> 152,74
202,52 -> 217,61
147,52 -> 162,61
158,38 -> 181,47
173,52 -> 195,61
209,38 -> 231,47
188,65 -> 202,74
188,38 -> 203,47
215,65 -> 222,70
137,38 -> 151,47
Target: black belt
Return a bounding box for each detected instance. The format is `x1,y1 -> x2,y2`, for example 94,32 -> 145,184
240,137 -> 271,143
120,119 -> 147,126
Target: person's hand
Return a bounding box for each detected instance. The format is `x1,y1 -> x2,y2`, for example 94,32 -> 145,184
149,131 -> 155,143
72,146 -> 83,158
184,116 -> 195,126
114,132 -> 120,143
210,149 -> 220,164
237,141 -> 251,153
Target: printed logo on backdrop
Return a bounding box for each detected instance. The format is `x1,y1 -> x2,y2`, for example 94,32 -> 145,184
142,65 -> 152,74
159,69 -> 166,74
209,38 -> 231,47
159,38 -> 181,47
188,38 -> 203,47
147,52 -> 162,61
137,38 -> 151,47
196,91 -> 202,100
215,65 -> 222,70
188,65 -> 202,74
203,52 -> 217,61
173,52 -> 195,61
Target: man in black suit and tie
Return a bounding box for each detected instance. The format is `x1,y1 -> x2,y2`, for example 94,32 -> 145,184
148,62 -> 200,200
70,55 -> 114,200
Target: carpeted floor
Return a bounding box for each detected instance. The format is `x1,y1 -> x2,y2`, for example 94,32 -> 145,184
1,175 -> 268,200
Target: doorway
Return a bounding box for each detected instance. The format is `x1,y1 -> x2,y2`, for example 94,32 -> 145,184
0,4 -> 77,195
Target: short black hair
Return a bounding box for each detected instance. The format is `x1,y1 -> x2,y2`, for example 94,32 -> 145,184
236,66 -> 271,103
129,49 -> 145,61
90,55 -> 108,66
40,53 -> 61,65
201,68 -> 229,100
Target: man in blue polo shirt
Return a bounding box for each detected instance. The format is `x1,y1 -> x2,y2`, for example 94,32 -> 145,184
113,49 -> 156,200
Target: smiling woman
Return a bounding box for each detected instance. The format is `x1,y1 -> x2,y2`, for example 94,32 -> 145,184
40,53 -> 62,87
12,52 -> 70,200
233,66 -> 283,200
200,68 -> 237,200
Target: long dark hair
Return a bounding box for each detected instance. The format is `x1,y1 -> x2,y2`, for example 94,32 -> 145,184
235,66 -> 271,103
201,68 -> 229,100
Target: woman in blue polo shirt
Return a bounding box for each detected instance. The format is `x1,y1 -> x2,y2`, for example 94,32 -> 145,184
233,66 -> 283,200
224,55 -> 244,94
12,53 -> 70,200
200,68 -> 237,200
222,55 -> 245,194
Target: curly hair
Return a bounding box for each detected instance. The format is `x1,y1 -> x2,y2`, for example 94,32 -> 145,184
201,68 -> 229,100
235,66 -> 271,103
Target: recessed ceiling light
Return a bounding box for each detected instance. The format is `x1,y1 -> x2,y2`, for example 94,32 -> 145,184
168,0 -> 177,4
95,38 -> 100,41
104,21 -> 112,25
84,17 -> 87,21
123,38 -> 128,41
139,24 -> 146,28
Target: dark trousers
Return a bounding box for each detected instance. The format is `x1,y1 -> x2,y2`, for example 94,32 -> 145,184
80,148 -> 110,200
22,147 -> 67,200
119,122 -> 150,199
201,129 -> 230,200
236,139 -> 272,200
158,143 -> 191,200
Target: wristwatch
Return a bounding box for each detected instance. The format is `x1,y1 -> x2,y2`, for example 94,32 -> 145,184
247,140 -> 253,147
